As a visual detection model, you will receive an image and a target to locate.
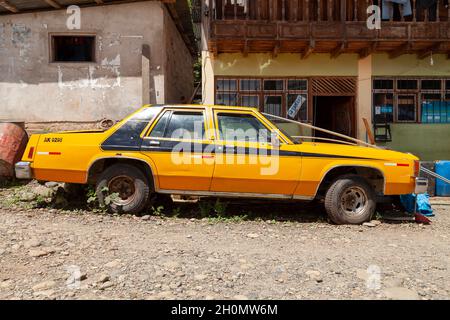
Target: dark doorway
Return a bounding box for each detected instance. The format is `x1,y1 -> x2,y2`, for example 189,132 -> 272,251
313,96 -> 355,141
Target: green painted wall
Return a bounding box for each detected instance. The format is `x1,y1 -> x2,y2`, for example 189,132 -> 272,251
379,123 -> 450,161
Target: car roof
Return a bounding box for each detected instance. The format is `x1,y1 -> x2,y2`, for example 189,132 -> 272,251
144,104 -> 258,112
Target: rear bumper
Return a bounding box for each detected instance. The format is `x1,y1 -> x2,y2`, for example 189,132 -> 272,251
414,177 -> 428,194
15,161 -> 32,179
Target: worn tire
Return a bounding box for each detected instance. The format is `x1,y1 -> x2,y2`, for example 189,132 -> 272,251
324,175 -> 376,225
96,164 -> 150,214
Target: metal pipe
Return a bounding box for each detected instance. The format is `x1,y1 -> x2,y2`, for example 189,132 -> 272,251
262,112 -> 380,148
420,166 -> 450,185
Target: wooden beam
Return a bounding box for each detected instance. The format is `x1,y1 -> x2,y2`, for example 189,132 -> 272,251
389,42 -> 411,59
242,41 -> 249,57
0,1 -> 19,13
330,42 -> 346,59
271,42 -> 280,58
44,0 -> 62,9
417,43 -> 442,60
359,42 -> 378,59
94,0 -> 104,4
301,40 -> 315,59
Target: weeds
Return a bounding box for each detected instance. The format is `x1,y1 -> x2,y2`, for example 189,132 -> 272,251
86,186 -> 120,212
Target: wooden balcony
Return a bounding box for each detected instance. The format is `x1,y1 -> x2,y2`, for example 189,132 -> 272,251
205,0 -> 450,59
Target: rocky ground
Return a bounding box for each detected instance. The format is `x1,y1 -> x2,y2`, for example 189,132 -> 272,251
0,180 -> 449,300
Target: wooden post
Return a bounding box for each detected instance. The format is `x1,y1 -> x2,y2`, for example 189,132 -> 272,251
327,0 -> 333,21
234,0 -> 237,20
318,0 -> 321,21
436,0 -> 440,22
305,0 -> 310,21
354,0 -> 358,21
413,0 -> 417,22
341,0 -> 346,22
141,44 -> 151,105
222,0 -> 225,19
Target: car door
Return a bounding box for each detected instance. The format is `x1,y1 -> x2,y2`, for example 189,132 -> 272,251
140,107 -> 215,192
210,109 -> 302,196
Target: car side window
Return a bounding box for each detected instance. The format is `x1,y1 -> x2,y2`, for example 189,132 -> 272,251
149,111 -> 170,138
149,111 -> 205,140
165,112 -> 205,140
217,113 -> 270,142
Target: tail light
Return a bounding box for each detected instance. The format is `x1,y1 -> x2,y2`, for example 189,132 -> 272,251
27,146 -> 35,160
414,160 -> 420,177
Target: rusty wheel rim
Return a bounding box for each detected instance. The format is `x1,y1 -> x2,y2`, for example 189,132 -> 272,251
107,175 -> 136,206
340,186 -> 367,215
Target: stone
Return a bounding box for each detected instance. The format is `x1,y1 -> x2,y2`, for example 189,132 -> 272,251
32,280 -> 56,291
24,239 -> 42,248
99,281 -> 114,290
384,287 -> 419,300
194,274 -> 208,281
97,274 -> 110,283
20,193 -> 36,202
362,222 -> 376,227
104,260 -> 121,268
305,270 -> 323,282
45,182 -> 59,188
370,220 -> 382,226
141,215 -> 151,221
246,233 -> 259,238
29,248 -> 55,257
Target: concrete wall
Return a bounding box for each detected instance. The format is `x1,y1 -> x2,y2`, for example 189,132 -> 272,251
379,124 -> 450,161
163,6 -> 194,103
0,2 -> 194,127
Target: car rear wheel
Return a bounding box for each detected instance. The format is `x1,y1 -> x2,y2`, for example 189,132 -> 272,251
96,164 -> 150,214
324,175 -> 376,224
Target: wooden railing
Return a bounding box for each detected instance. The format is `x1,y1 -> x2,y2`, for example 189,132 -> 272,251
207,0 -> 450,23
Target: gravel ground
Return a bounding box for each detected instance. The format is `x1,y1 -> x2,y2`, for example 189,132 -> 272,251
0,181 -> 449,300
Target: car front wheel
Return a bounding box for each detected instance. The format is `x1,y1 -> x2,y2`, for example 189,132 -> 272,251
324,175 -> 376,225
96,164 -> 150,214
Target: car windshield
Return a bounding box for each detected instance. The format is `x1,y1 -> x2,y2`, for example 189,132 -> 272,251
262,114 -> 304,144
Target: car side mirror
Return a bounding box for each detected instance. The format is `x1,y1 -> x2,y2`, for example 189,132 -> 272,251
271,131 -> 280,149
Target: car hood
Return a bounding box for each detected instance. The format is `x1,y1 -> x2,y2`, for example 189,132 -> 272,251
287,142 -> 419,161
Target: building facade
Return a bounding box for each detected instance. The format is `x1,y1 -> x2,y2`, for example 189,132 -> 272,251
0,0 -> 196,132
200,0 -> 450,160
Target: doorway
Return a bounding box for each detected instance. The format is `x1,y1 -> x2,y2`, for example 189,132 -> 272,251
313,96 -> 356,140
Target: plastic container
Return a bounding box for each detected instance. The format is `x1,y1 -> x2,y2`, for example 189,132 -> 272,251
0,121 -> 28,177
435,160 -> 450,197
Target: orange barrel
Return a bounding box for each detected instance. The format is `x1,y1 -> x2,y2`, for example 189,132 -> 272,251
0,121 -> 28,177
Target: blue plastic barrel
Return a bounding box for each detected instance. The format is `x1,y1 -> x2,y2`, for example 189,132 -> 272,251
436,161 -> 450,196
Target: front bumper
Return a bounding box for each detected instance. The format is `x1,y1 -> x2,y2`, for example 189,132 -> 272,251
414,177 -> 428,194
15,161 -> 32,179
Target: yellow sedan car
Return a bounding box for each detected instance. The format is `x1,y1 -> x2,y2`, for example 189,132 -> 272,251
15,104 -> 427,224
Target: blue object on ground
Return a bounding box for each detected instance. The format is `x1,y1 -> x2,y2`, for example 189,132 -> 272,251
399,193 -> 434,216
436,160 -> 450,196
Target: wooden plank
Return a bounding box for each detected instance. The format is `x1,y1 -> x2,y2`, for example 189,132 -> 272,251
272,42 -> 280,58
363,118 -> 375,145
330,42 -> 346,59
0,0 -> 19,13
389,42 -> 411,59
359,42 -> 378,58
417,42 -> 442,59
44,0 -> 62,9
301,39 -> 315,59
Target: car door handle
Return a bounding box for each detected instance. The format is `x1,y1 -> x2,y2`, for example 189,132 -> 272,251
148,140 -> 160,146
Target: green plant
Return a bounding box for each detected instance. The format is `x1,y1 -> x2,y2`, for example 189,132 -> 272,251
198,201 -> 213,218
151,205 -> 165,216
213,199 -> 228,217
86,186 -> 119,212
172,207 -> 181,218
